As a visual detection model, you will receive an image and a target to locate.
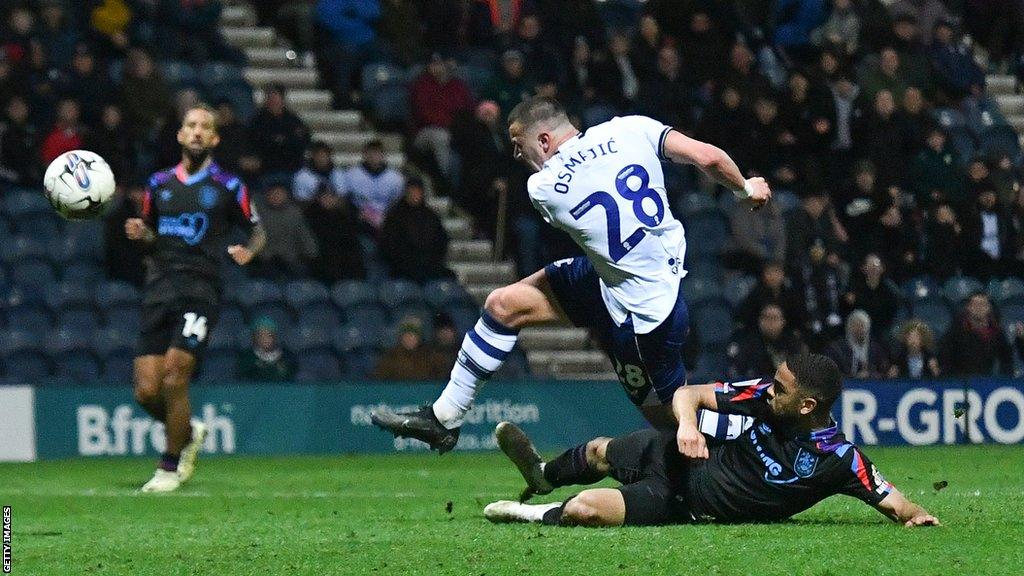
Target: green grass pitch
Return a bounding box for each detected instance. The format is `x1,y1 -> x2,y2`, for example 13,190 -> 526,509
1,445 -> 1022,576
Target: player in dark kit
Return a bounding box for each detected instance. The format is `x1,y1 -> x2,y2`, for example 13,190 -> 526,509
485,354 -> 940,527
125,104 -> 265,492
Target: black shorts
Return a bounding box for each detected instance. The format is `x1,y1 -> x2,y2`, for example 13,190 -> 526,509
605,429 -> 692,526
138,299 -> 220,359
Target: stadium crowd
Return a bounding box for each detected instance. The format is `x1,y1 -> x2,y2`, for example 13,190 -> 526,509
1,0 -> 1023,384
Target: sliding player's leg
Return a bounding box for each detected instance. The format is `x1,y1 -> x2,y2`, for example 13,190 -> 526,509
370,266 -> 567,452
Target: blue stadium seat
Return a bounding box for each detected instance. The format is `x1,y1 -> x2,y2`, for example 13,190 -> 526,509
989,278 -> 1024,306
3,351 -> 51,381
771,189 -> 801,214
683,277 -> 724,307
296,306 -> 342,331
92,327 -> 135,359
197,351 -> 237,384
285,325 -> 334,354
691,350 -> 727,383
236,279 -> 284,308
343,302 -> 389,327
979,125 -> 1021,158
244,303 -> 294,332
3,190 -> 51,218
913,301 -> 953,338
493,348 -> 530,380
371,84 -> 411,126
934,107 -> 967,129
942,276 -> 985,306
444,303 -> 479,335
902,277 -> 942,304
295,351 -> 343,382
361,62 -> 406,95
206,83 -> 255,123
54,352 -> 101,382
159,60 -> 200,89
341,349 -> 379,379
692,302 -> 734,346
5,307 -> 53,331
0,236 -> 47,265
455,64 -> 495,100
94,281 -> 141,309
47,233 -> 101,265
378,280 -> 424,310
61,261 -> 104,285
284,279 -> 331,311
684,256 -> 724,281
217,305 -> 246,337
47,327 -> 93,355
199,61 -> 244,87
1001,303 -> 1024,327
45,281 -> 94,312
103,304 -> 140,333
56,310 -> 101,334
723,275 -> 758,308
16,213 -> 62,242
102,352 -> 134,384
0,328 -> 46,356
423,279 -> 470,310
684,211 -> 729,257
674,193 -> 717,218
11,259 -> 56,289
331,280 -> 378,309
334,323 -> 384,352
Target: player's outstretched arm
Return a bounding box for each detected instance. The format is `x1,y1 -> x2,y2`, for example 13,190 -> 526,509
873,489 -> 941,527
228,223 -> 266,266
660,130 -> 771,208
125,218 -> 155,243
671,385 -> 718,459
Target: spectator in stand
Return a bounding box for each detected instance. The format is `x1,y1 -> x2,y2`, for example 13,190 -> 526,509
509,14 -> 564,86
58,43 -> 114,127
745,95 -> 797,179
380,178 -> 453,283
247,84 -> 311,180
3,7 -> 35,67
0,52 -> 17,112
924,202 -> 965,279
826,309 -> 890,378
344,139 -> 404,232
784,190 -> 848,269
88,0 -> 133,60
836,160 -> 882,249
156,0 -> 244,64
35,1 -> 78,69
83,103 -> 133,182
697,85 -> 754,165
724,186 -> 786,274
40,97 -> 83,164
898,86 -> 932,154
564,36 -> 624,115
941,292 -> 1015,376
737,261 -> 805,331
964,0 -> 1024,70
793,238 -> 846,351
909,126 -> 966,210
237,316 -> 297,382
313,0 -> 380,107
810,0 -> 860,56
409,52 -> 473,183
302,187 -> 366,282
120,48 -> 173,143
428,312 -> 459,377
778,70 -> 835,167
25,38 -> 61,129
853,89 -> 911,190
212,99 -> 246,175
251,183 -> 319,281
293,141 -> 346,204
374,317 -> 444,380
0,96 -> 40,188
630,13 -> 662,83
451,100 -> 512,239
889,14 -> 933,93
963,187 -> 1016,280
772,0 -> 827,65
726,303 -> 807,380
889,0 -> 949,46
486,49 -> 534,124
987,151 -> 1021,209
861,48 -> 910,106
636,46 -> 694,132
843,254 -> 901,338
929,19 -> 986,102
102,183 -> 148,287
721,41 -> 772,104
1012,186 -> 1024,277
153,88 -> 200,167
679,10 -> 731,88
888,320 -> 941,379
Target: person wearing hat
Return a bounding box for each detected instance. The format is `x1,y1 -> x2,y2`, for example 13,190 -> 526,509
238,316 -> 296,382
374,317 -> 441,381
485,50 -> 533,124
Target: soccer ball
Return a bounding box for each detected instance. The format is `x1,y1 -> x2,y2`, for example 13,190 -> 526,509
43,150 -> 117,220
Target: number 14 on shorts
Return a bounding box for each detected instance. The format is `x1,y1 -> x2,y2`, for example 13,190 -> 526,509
182,312 -> 208,342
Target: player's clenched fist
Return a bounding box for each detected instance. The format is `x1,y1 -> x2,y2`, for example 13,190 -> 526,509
676,422 -> 709,459
125,218 -> 149,240
744,177 -> 772,210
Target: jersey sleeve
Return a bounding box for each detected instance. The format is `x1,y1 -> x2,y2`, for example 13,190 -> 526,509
618,115 -> 674,162
712,378 -> 773,419
140,174 -> 159,227
837,445 -> 894,505
226,177 -> 259,231
526,173 -> 555,225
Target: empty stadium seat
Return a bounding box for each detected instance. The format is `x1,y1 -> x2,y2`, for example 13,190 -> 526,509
979,125 -> 1021,157
45,281 -> 94,312
454,64 -> 494,99
198,351 -> 237,384
361,62 -> 406,95
902,277 -> 942,304
285,325 -> 333,354
17,213 -> 62,241
296,306 -> 342,331
945,127 -> 977,165
56,310 -> 101,333
683,277 -> 724,307
237,279 -> 285,308
47,327 -> 93,355
989,278 -> 1024,306
284,279 -> 331,311
199,61 -> 244,87
11,259 -> 56,289
692,302 -> 734,346
444,304 -> 479,334
723,275 -> 758,308
94,281 -> 141,309
343,303 -> 389,328
691,350 -> 727,383
341,349 -> 379,379
934,107 -> 967,129
102,352 -> 134,383
0,236 -> 47,265
331,280 -> 377,309
92,327 -> 135,359
371,84 -> 411,127
0,328 -> 46,356
684,211 -> 729,257
675,193 -> 717,218
159,60 -> 200,89
295,351 -> 343,382
912,301 -> 953,338
3,190 -> 51,218
334,323 -> 383,352
942,276 -> 985,306
54,352 -> 101,382
5,307 -> 53,331
103,304 -> 140,333
47,234 -> 100,265
3,351 -> 51,381
1001,303 -> 1024,326
61,261 -> 104,284
423,279 -> 470,310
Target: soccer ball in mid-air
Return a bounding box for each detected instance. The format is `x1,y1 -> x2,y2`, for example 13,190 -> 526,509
43,150 -> 117,220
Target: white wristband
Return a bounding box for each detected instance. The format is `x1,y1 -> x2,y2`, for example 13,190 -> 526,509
733,179 -> 754,199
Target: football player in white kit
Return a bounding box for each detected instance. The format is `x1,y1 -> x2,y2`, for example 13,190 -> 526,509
372,97 -> 771,452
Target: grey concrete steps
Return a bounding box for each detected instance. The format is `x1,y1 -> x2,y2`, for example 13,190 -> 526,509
995,94 -> 1024,115
1008,115 -> 1024,132
316,131 -> 402,153
447,239 -> 493,262
987,74 -> 1016,95
443,217 -> 472,241
466,283 -> 501,303
518,327 -> 591,350
549,370 -> 618,381
331,151 -> 405,168
222,27 -> 276,48
244,68 -> 320,89
527,350 -> 613,376
254,87 -> 331,111
450,261 -> 516,285
221,5 -> 256,27
426,196 -> 451,215
299,110 -> 362,131
245,47 -> 299,67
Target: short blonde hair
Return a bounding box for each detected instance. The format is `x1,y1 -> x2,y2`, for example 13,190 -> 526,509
900,319 -> 935,351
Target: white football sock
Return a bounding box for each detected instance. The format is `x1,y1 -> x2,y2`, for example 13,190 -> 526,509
433,312 -> 519,428
518,502 -> 562,522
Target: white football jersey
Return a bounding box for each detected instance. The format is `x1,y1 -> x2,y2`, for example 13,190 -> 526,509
527,115 -> 687,334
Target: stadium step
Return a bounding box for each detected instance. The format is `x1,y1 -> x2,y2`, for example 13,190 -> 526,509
443,217 -> 472,241
331,151 -> 405,168
450,261 -> 516,285
466,283 -> 502,304
299,110 -> 363,131
220,5 -> 256,27
245,47 -> 300,67
426,195 -> 451,215
527,350 -> 613,377
244,68 -> 320,89
518,327 -> 591,350
316,132 -> 402,153
447,239 -> 493,262
987,74 -> 1017,96
222,27 -> 276,48
254,88 -> 331,111
995,94 -> 1024,115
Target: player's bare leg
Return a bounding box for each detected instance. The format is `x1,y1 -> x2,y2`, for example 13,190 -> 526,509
133,355 -> 166,422
141,348 -> 198,492
371,268 -> 567,452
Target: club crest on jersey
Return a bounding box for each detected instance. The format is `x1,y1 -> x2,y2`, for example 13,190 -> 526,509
794,449 -> 818,478
158,212 -> 209,246
159,189 -> 172,201
199,185 -> 218,209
